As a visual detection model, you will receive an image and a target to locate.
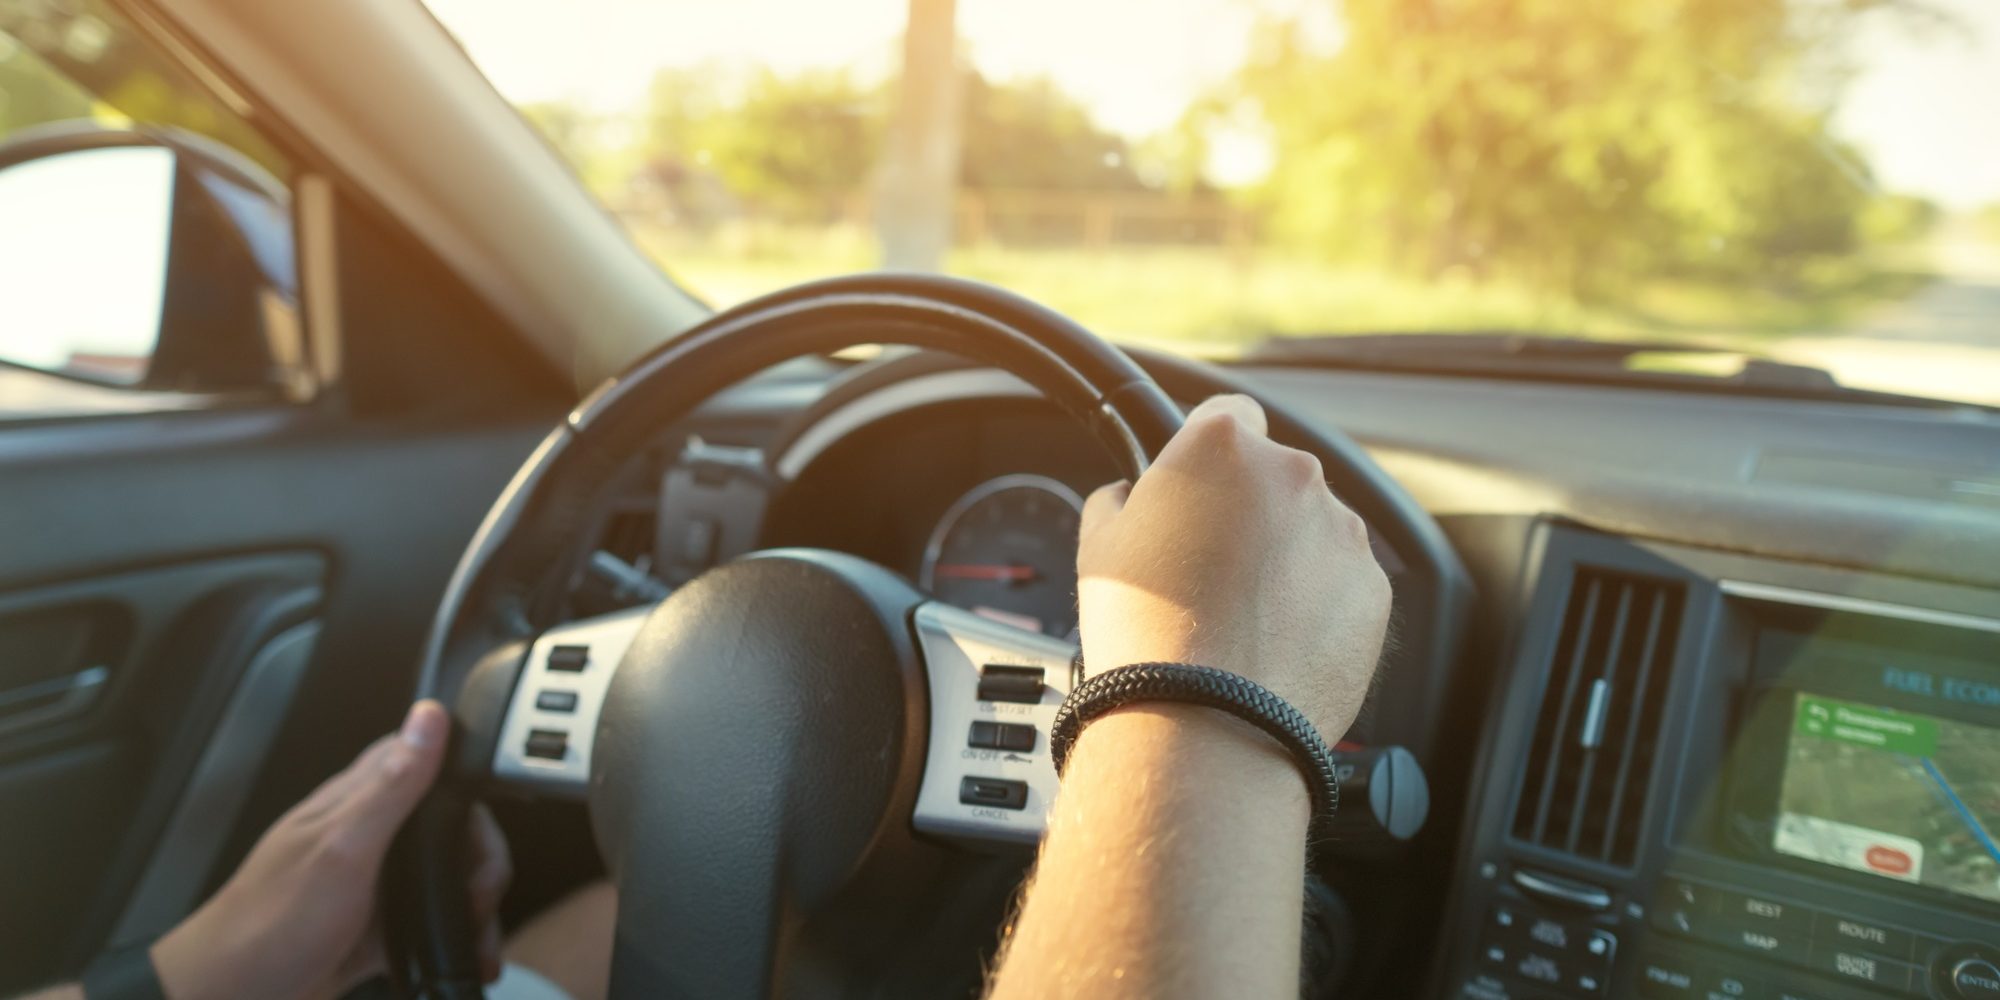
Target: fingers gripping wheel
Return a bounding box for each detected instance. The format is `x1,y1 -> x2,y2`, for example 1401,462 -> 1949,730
391,275 -> 1182,999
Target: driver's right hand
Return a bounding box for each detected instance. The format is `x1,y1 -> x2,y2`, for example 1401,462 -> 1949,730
1075,393 -> 1392,746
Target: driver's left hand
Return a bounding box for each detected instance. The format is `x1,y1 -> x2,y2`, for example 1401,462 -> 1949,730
150,700 -> 511,1000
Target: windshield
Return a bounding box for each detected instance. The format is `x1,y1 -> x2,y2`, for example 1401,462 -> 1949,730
424,0 -> 2000,407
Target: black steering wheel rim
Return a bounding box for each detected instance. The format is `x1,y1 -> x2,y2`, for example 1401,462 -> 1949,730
389,273 -> 1185,998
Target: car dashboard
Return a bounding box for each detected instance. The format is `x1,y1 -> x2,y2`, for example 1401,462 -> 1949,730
555,351 -> 2000,1000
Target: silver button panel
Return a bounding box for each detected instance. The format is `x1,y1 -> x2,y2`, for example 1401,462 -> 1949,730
492,605 -> 651,797
911,601 -> 1077,845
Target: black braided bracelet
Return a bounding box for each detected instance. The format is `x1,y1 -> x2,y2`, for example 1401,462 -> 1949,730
1049,662 -> 1340,842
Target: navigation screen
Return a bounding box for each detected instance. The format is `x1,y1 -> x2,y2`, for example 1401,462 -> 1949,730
1775,693 -> 2000,904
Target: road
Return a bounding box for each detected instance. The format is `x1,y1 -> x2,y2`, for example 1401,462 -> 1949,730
1770,220 -> 2000,406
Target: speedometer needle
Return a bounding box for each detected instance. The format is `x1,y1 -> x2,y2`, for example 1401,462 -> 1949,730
934,563 -> 1038,582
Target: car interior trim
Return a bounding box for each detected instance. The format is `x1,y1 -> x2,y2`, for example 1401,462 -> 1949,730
108,621 -> 321,947
295,173 -> 344,384
0,666 -> 110,741
771,367 -> 1036,481
147,0 -> 713,383
1716,580 -> 2000,635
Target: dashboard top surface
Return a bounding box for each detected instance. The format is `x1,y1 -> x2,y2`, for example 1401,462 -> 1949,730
1232,365 -> 2000,589
697,358 -> 1998,589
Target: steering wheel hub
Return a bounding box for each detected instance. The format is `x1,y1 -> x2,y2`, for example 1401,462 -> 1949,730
590,550 -> 931,994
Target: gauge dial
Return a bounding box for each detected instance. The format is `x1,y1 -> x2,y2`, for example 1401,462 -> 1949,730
920,474 -> 1083,638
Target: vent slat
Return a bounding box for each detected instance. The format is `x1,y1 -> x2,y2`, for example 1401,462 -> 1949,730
1600,588 -> 1669,852
1564,586 -> 1633,855
1528,577 -> 1603,845
1511,567 -> 1684,867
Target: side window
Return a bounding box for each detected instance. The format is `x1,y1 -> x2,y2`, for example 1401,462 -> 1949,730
0,1 -> 305,419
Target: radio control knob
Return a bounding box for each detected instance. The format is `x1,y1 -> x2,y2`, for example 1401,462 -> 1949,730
1949,957 -> 2000,1000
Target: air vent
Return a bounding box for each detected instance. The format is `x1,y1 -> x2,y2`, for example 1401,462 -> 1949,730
1510,567 -> 1685,866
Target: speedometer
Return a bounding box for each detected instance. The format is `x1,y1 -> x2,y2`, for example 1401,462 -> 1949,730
919,474 -> 1083,638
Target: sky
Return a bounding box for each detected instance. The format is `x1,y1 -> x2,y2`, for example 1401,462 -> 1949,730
424,0 -> 2000,209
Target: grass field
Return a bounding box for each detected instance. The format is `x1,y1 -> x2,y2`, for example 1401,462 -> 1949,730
632,223 -> 1939,358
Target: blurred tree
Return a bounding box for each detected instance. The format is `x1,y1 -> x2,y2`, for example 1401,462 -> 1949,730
689,68 -> 882,222
960,74 -> 1142,192
627,63 -> 1151,224
0,0 -> 284,174
1233,0 -> 1929,299
1977,204 -> 2000,244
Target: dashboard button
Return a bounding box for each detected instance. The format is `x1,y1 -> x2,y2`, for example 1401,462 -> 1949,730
1506,946 -> 1567,988
1708,918 -> 1812,966
1697,968 -> 1762,1000
1637,952 -> 1699,998
1813,916 -> 1914,962
968,721 -> 1037,751
1489,903 -> 1525,934
1806,946 -> 1916,993
1654,878 -> 1719,939
1713,889 -> 1813,936
535,690 -> 579,713
959,776 -> 1029,810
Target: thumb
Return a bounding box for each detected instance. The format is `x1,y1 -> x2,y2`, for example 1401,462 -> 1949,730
330,700 -> 451,852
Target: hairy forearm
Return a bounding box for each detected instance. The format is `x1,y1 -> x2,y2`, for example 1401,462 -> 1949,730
987,704 -> 1310,1000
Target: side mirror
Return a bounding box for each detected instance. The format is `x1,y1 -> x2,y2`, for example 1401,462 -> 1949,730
0,122 -> 304,407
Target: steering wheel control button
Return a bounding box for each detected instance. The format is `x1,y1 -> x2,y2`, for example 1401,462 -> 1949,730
976,664 -> 1046,704
547,644 -> 590,672
1951,958 -> 2000,1000
492,606 -> 650,797
967,721 -> 1037,752
959,776 -> 1029,810
535,690 -> 579,713
524,729 -> 569,760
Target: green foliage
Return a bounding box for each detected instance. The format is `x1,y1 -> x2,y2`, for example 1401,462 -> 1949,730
612,67 -> 1150,221
679,69 -> 881,220
960,75 -> 1141,191
0,0 -> 284,174
1233,0 -> 1905,300
1978,204 -> 2000,244
1857,193 -> 1941,245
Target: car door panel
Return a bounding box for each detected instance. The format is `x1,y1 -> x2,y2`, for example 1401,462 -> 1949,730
0,407 -> 557,994
0,552 -> 322,988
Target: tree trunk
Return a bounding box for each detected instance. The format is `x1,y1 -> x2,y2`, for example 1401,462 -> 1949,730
875,0 -> 962,272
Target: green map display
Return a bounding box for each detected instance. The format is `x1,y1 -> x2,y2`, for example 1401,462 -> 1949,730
1776,693 -> 2000,903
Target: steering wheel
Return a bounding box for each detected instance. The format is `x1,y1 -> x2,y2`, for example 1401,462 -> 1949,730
387,274 -> 1186,998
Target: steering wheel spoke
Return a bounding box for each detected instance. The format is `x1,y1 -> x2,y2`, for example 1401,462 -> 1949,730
486,605 -> 653,799
910,601 -> 1077,846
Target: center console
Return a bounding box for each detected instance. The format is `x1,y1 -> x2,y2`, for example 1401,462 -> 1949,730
1438,526 -> 2000,1000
